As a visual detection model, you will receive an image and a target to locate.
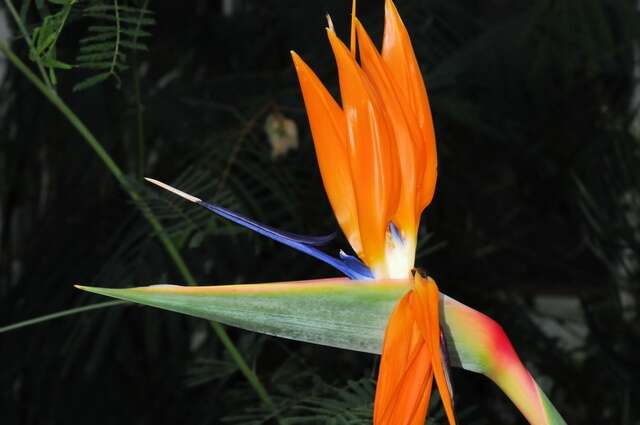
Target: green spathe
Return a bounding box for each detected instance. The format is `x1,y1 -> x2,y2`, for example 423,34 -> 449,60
77,278 -> 406,355
77,278 -> 488,372
76,278 -> 566,424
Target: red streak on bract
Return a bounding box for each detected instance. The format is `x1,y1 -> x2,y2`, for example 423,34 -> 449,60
477,310 -> 548,425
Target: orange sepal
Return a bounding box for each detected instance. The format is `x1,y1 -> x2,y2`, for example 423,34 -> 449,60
374,292 -> 433,424
326,28 -> 400,271
382,0 -> 437,212
374,275 -> 456,425
355,18 -> 422,239
410,276 -> 456,425
290,51 -> 363,256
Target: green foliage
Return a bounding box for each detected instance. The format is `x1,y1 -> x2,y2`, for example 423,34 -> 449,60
74,1 -> 154,91
227,375 -> 377,425
573,134 -> 640,421
226,361 -> 483,425
28,0 -> 75,84
22,0 -> 155,90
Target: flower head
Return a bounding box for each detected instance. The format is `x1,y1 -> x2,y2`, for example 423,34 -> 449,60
292,2 -> 455,423
76,3 -> 567,425
291,0 -> 437,279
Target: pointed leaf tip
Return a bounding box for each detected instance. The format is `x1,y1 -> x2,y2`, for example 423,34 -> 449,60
75,285 -> 124,298
75,284 -> 96,293
72,279 -> 411,354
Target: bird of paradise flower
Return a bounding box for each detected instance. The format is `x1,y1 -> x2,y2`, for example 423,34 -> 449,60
77,1 -> 567,424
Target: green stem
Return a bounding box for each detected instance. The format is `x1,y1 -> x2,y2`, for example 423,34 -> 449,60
109,0 -> 121,82
133,65 -> 144,178
0,40 -> 281,421
210,323 -> 277,410
0,301 -> 127,333
131,0 -> 149,178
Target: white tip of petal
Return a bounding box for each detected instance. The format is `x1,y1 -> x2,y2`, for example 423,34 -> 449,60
326,14 -> 335,32
144,178 -> 202,203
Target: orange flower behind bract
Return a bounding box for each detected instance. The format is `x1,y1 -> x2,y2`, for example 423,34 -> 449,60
291,0 -> 437,280
375,275 -> 456,425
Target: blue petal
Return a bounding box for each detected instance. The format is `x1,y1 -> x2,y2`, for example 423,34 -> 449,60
339,250 -> 374,279
389,221 -> 404,245
199,202 -> 336,246
196,200 -> 372,280
145,178 -> 372,280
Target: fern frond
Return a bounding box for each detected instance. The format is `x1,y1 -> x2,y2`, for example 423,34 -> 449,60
76,61 -> 128,70
84,3 -> 153,15
78,32 -> 118,43
86,25 -> 151,38
76,41 -> 117,53
83,13 -> 155,26
74,0 -> 154,91
76,52 -> 126,63
71,72 -> 111,91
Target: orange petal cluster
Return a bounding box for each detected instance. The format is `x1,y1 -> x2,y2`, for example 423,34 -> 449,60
292,1 -> 451,422
291,0 -> 437,278
374,274 -> 455,425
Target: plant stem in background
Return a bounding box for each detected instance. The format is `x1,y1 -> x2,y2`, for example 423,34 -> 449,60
0,40 -> 282,422
132,53 -> 145,178
0,300 -> 127,333
132,0 -> 150,177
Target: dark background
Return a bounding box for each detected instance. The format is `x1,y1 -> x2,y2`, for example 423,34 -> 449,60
1,0 -> 639,423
